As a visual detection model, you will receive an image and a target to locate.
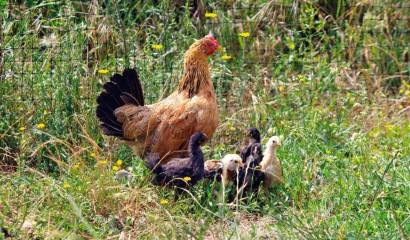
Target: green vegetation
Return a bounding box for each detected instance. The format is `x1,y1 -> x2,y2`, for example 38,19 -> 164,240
1,0 -> 409,238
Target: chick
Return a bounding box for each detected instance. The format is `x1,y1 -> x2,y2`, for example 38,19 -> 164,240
204,154 -> 244,185
146,132 -> 208,192
240,128 -> 261,163
259,136 -> 283,197
236,143 -> 264,199
221,154 -> 244,187
204,159 -> 224,179
244,142 -> 263,167
204,154 -> 244,201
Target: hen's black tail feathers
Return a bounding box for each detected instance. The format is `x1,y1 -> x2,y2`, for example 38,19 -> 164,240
96,69 -> 144,137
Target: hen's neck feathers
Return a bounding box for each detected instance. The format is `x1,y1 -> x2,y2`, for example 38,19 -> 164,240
178,51 -> 212,98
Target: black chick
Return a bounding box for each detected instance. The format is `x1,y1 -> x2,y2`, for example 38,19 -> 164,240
146,132 -> 208,191
236,143 -> 264,200
240,128 -> 261,163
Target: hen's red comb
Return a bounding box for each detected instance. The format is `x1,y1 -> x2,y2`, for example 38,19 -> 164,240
205,34 -> 216,40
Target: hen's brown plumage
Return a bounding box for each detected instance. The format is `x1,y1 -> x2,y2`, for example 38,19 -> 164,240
96,35 -> 221,163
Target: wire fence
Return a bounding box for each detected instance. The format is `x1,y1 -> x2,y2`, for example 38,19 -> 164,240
1,0 -> 409,112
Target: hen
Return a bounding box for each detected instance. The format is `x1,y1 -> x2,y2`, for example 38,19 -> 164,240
96,35 -> 222,163
146,132 -> 208,190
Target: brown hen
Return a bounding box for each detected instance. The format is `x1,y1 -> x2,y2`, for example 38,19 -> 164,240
96,35 -> 221,163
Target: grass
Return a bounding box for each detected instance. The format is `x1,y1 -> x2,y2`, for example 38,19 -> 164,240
1,0 -> 409,239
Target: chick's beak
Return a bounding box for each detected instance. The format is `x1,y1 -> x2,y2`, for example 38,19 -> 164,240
216,45 -> 223,51
278,142 -> 282,147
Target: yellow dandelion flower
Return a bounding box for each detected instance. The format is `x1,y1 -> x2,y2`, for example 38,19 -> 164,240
100,160 -> 107,165
183,176 -> 191,182
399,89 -> 404,94
98,69 -> 109,74
205,12 -> 217,18
73,164 -> 80,169
355,171 -> 361,176
90,153 -> 96,157
238,32 -> 250,37
43,110 -> 48,115
19,184 -> 26,189
160,199 -> 168,205
348,98 -> 354,104
405,90 -> 410,96
19,126 -> 26,131
398,104 -> 403,110
37,123 -> 46,129
76,187 -> 82,191
63,183 -> 71,188
289,43 -> 295,50
221,55 -> 232,60
112,165 -> 119,171
298,75 -> 307,84
385,124 -> 393,131
278,85 -> 285,92
152,44 -> 163,50
325,150 -> 331,155
116,159 -> 123,166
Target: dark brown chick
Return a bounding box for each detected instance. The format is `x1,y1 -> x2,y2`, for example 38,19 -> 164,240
236,143 -> 264,200
240,128 -> 261,163
146,132 -> 208,191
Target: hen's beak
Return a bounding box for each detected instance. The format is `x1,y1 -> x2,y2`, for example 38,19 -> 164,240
216,45 -> 223,51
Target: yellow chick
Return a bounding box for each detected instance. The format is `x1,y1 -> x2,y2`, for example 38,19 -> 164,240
259,136 -> 283,197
